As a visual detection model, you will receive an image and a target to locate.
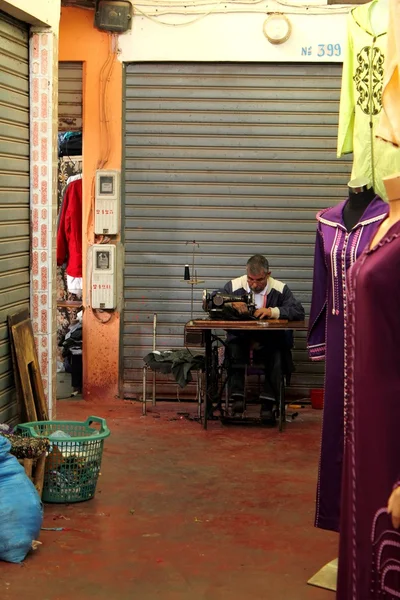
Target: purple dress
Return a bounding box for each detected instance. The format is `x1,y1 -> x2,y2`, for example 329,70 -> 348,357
337,218 -> 400,600
308,197 -> 388,532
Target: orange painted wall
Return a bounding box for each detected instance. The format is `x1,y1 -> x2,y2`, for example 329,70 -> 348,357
59,7 -> 122,400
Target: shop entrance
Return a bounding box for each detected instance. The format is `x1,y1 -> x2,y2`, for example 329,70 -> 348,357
121,61 -> 352,400
56,61 -> 84,399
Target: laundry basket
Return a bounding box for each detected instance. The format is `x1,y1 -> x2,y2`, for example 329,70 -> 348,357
16,416 -> 110,503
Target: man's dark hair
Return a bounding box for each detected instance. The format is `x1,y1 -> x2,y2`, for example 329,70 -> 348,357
246,254 -> 270,275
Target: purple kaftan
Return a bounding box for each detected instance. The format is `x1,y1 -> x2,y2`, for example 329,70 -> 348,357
307,196 -> 388,532
337,219 -> 400,600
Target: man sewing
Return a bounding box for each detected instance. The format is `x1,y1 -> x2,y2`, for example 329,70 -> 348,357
223,254 -> 305,420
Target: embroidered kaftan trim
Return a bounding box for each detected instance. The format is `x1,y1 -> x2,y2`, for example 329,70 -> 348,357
353,45 -> 385,116
371,508 -> 400,599
318,212 -> 389,229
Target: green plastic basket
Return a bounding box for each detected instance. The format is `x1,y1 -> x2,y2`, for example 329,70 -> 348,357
16,416 -> 110,503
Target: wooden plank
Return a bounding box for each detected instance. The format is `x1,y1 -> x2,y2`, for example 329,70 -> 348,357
23,458 -> 33,479
9,309 -> 48,422
33,453 -> 46,498
7,311 -> 25,422
18,454 -> 46,498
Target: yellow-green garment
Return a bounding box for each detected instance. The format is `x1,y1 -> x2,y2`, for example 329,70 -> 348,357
377,0 -> 400,146
337,1 -> 400,199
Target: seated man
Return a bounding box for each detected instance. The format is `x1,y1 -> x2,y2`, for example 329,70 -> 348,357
223,254 -> 305,420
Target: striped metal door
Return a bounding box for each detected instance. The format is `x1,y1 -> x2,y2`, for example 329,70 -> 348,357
122,62 -> 351,399
0,12 -> 29,423
58,62 -> 83,132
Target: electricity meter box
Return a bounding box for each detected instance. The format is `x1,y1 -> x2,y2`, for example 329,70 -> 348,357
92,244 -> 116,309
94,170 -> 120,235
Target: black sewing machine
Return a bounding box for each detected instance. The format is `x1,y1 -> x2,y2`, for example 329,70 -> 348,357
202,290 -> 256,320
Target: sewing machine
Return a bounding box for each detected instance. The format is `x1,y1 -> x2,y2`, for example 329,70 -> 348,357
202,290 -> 256,319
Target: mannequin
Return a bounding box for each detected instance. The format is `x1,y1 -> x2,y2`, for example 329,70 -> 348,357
336,172 -> 400,599
342,178 -> 376,232
337,0 -> 400,200
369,0 -> 389,36
307,193 -> 388,533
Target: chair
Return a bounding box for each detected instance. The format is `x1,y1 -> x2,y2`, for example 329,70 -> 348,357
220,343 -> 292,432
142,314 -> 204,416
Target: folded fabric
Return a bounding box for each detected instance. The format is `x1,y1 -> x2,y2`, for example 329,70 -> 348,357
143,350 -> 204,388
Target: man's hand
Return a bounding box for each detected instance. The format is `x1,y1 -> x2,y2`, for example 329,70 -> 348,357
254,308 -> 272,320
388,485 -> 400,529
231,302 -> 249,315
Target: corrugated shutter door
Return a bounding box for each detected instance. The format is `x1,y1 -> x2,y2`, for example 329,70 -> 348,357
58,62 -> 83,131
123,62 -> 351,399
0,11 -> 29,423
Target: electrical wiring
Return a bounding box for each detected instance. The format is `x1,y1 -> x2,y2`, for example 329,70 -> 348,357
86,31 -> 118,239
273,0 -> 350,13
132,0 -> 348,10
98,33 -> 117,170
133,0 -> 224,25
130,0 -> 350,24
135,0 -> 265,5
92,307 -> 114,323
85,33 -> 118,324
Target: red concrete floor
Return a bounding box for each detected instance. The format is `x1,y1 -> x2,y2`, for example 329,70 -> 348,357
2,400 -> 338,600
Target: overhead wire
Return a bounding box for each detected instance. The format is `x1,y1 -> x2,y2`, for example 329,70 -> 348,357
130,0 -> 351,24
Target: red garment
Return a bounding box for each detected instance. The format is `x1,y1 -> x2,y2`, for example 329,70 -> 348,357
57,179 -> 82,278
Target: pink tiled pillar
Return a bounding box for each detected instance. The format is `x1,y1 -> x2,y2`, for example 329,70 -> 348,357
30,30 -> 58,418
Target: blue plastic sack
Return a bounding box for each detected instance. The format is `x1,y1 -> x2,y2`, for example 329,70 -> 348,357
0,435 -> 43,563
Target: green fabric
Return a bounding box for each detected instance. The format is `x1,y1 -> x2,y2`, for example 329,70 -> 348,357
143,350 -> 204,388
337,2 -> 400,200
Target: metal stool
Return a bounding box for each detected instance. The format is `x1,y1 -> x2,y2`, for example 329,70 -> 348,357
142,314 -> 204,416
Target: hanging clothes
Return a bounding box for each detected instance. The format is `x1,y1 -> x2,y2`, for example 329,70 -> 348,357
66,173 -> 82,186
337,2 -> 400,199
337,219 -> 400,600
57,178 -> 82,279
57,173 -> 82,229
65,275 -> 83,297
307,196 -> 388,532
376,0 -> 400,146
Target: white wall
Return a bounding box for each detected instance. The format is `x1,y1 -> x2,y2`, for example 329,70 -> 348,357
118,5 -> 349,63
0,0 -> 61,29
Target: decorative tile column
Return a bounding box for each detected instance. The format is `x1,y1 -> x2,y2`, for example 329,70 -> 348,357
30,30 -> 58,418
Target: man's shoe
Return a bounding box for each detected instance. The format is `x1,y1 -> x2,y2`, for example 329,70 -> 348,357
260,405 -> 275,421
259,393 -> 276,421
230,393 -> 244,414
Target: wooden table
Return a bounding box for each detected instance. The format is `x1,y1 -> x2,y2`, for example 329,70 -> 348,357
185,319 -> 309,429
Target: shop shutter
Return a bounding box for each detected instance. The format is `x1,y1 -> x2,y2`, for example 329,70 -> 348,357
58,61 -> 83,131
122,62 -> 351,399
0,11 -> 29,423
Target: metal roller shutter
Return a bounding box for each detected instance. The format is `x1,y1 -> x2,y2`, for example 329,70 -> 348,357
0,11 -> 29,423
122,62 -> 351,399
58,61 -> 83,131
